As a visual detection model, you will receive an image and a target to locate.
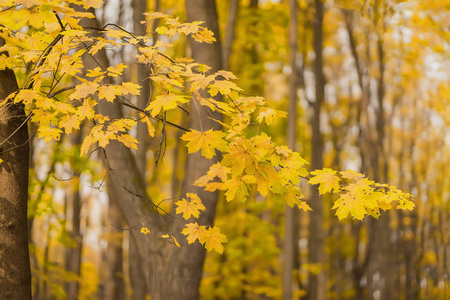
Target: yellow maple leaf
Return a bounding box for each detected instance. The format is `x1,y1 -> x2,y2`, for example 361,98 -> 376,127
96,130 -> 115,148
28,10 -> 48,28
81,135 -> 93,155
332,192 -> 367,220
77,97 -> 96,120
223,176 -> 255,202
14,89 -> 38,105
117,134 -> 139,150
309,168 -> 341,195
89,39 -> 108,56
122,82 -> 141,96
208,80 -> 242,97
178,21 -> 202,35
194,162 -> 230,188
107,119 -> 136,133
86,67 -> 105,77
186,193 -> 206,210
61,29 -> 89,37
69,82 -> 99,100
180,129 -> 228,159
107,63 -> 127,77
38,126 -> 61,142
145,94 -> 188,116
203,226 -> 227,254
98,85 -> 122,102
256,107 -> 287,125
222,139 -> 253,176
192,28 -> 216,44
182,222 -> 208,244
284,185 -> 307,209
175,194 -> 205,220
139,113 -> 155,137
60,114 -> 80,134
340,169 -> 365,181
105,28 -> 129,39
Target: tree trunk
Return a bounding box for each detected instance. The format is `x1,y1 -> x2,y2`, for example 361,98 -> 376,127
103,199 -> 125,300
130,1 -> 151,298
222,0 -> 239,70
160,1 -> 223,299
65,131 -> 84,300
367,25 -> 395,300
78,2 -> 224,298
283,0 -> 298,298
308,0 -> 325,299
0,38 -> 32,299
75,7 -> 158,298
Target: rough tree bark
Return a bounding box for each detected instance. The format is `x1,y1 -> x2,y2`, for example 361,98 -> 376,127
0,38 -> 32,299
308,0 -> 325,299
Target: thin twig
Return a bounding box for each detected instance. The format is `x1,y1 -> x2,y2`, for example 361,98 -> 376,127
154,111 -> 166,167
53,147 -> 102,181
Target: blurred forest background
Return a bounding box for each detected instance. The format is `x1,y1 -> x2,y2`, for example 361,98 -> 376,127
22,0 -> 448,299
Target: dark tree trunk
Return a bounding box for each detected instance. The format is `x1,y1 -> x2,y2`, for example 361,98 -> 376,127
103,199 -> 125,300
66,131 -> 84,300
0,38 -> 32,299
222,0 -> 239,70
130,1 -> 151,298
283,0 -> 298,298
308,0 -> 325,299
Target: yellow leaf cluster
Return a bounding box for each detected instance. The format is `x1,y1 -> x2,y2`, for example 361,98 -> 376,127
175,193 -> 206,220
182,223 -> 227,254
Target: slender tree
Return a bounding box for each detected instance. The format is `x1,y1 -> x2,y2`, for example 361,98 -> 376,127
307,0 -> 326,299
283,0 -> 298,298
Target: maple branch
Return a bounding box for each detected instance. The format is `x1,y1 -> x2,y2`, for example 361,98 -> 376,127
53,10 -> 65,31
48,54 -> 63,94
117,98 -> 189,132
154,111 -> 167,167
111,208 -> 154,231
26,33 -> 64,89
0,4 -> 19,12
47,85 -> 76,99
